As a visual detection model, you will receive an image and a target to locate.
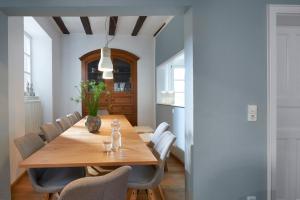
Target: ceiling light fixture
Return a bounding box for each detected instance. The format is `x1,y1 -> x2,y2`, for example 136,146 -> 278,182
98,47 -> 113,72
102,71 -> 113,79
98,17 -> 115,78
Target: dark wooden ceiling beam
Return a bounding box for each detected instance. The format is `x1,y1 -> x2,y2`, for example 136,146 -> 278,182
80,16 -> 93,35
52,17 -> 70,34
153,22 -> 166,37
131,16 -> 147,36
109,16 -> 118,36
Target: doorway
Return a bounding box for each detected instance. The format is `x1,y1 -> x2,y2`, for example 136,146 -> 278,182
4,13 -> 192,199
268,5 -> 300,200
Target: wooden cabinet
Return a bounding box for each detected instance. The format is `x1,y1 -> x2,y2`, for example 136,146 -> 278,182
80,49 -> 139,125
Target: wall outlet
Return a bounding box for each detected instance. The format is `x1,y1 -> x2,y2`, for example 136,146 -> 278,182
247,196 -> 256,200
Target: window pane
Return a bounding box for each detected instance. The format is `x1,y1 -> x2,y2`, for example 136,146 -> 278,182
24,73 -> 31,91
173,68 -> 185,80
24,35 -> 31,55
24,55 -> 31,73
156,65 -> 169,103
174,93 -> 184,106
174,80 -> 184,93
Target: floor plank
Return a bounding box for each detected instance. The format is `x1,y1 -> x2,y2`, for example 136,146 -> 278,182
11,156 -> 185,200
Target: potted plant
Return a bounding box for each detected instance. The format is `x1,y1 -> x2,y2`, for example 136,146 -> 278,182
71,80 -> 106,133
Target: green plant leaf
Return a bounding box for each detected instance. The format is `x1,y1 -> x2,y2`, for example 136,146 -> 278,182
71,80 -> 106,116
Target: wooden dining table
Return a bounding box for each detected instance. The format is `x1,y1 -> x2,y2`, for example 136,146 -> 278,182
20,115 -> 158,168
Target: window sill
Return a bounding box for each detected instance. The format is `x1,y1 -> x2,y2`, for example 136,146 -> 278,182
156,103 -> 185,108
24,96 -> 40,102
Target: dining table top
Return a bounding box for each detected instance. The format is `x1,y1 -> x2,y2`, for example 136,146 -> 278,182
20,115 -> 158,168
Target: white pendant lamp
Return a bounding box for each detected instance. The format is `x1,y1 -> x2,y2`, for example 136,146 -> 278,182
102,70 -> 113,79
98,16 -> 115,79
98,47 -> 113,72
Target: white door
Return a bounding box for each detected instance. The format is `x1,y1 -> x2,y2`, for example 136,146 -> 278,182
277,26 -> 300,200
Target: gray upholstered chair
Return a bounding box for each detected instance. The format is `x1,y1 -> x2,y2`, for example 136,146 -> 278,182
128,131 -> 176,199
40,123 -> 62,143
57,166 -> 131,200
67,113 -> 79,125
56,116 -> 72,131
74,111 -> 82,121
139,122 -> 170,147
14,133 -> 85,194
150,122 -> 170,147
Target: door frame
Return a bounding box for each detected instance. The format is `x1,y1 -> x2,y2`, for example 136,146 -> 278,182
267,4 -> 300,200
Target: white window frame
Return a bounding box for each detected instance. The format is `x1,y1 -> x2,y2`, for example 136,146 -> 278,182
24,32 -> 32,92
156,50 -> 185,107
171,65 -> 185,107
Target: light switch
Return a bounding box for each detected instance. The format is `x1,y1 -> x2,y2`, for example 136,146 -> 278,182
247,196 -> 256,200
248,105 -> 257,122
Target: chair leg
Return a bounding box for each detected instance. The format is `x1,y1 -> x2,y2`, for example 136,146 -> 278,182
148,186 -> 165,200
147,189 -> 157,200
158,185 -> 166,200
48,193 -> 59,200
127,189 -> 137,200
164,161 -> 169,172
45,193 -> 50,200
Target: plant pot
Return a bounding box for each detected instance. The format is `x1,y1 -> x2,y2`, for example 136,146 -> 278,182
85,115 -> 101,133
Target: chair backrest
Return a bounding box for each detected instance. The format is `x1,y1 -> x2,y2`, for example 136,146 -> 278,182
58,166 -> 132,200
56,116 -> 72,131
97,109 -> 109,116
148,131 -> 176,188
67,113 -> 79,125
149,122 -> 170,147
14,133 -> 48,192
153,131 -> 176,162
74,111 -> 82,120
40,123 -> 62,143
14,133 -> 45,159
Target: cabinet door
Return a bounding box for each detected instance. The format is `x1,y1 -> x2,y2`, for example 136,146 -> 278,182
80,49 -> 138,125
111,58 -> 133,93
87,60 -> 104,83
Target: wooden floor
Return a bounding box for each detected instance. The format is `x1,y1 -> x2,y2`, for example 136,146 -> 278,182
11,156 -> 185,200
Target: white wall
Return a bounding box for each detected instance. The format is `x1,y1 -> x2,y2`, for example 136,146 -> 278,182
7,16 -> 60,184
24,17 -> 62,122
59,34 -> 155,127
33,17 -> 61,121
25,17 -> 53,123
8,17 -> 25,184
32,36 -> 52,123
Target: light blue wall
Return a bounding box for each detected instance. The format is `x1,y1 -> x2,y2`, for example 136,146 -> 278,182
191,1 -> 300,199
0,13 -> 11,200
3,1 -> 300,199
191,0 -> 267,199
155,15 -> 184,66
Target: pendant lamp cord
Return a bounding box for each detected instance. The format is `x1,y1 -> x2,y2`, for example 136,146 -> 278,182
105,16 -> 116,47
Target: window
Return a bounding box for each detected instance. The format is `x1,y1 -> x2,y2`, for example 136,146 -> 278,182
156,51 -> 185,107
172,67 -> 185,106
24,33 -> 32,92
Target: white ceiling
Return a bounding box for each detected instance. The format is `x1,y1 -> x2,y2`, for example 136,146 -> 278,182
60,16 -> 172,36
